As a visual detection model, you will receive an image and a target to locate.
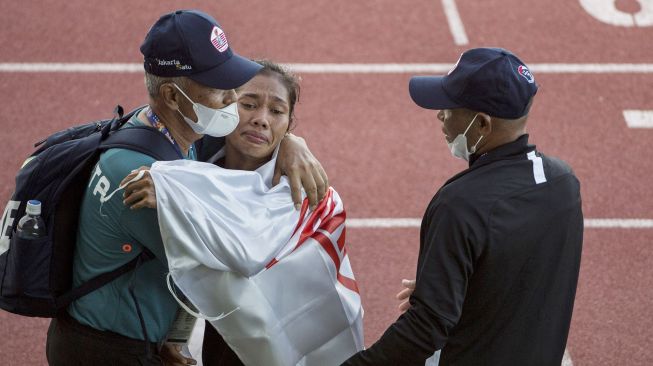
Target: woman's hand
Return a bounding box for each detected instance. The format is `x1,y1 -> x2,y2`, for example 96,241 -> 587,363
160,343 -> 197,366
121,166 -> 157,210
274,133 -> 329,210
396,279 -> 416,313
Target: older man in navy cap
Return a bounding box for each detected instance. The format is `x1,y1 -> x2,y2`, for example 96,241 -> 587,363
343,48 -> 583,366
46,9 -> 328,366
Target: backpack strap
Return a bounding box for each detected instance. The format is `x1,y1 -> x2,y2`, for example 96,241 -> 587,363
101,126 -> 183,161
56,248 -> 155,310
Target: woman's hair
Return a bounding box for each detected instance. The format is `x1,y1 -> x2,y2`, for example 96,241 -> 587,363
254,60 -> 301,130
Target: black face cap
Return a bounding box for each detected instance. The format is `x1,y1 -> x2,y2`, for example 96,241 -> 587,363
140,9 -> 262,90
409,47 -> 538,119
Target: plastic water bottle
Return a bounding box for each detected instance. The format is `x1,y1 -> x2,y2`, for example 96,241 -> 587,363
17,200 -> 47,239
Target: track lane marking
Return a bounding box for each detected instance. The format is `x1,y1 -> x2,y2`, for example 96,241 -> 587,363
348,218 -> 653,229
562,349 -> 574,366
623,110 -> 653,128
2,63 -> 653,73
441,0 -> 469,45
0,63 -> 143,72
580,0 -> 653,27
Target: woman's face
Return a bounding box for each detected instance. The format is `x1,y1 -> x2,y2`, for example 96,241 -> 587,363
226,73 -> 291,162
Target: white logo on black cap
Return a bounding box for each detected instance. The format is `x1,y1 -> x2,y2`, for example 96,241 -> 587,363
210,26 -> 229,53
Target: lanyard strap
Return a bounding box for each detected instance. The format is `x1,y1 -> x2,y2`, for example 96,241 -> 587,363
145,107 -> 189,158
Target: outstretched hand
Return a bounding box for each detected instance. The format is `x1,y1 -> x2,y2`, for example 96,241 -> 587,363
273,133 -> 329,210
396,279 -> 416,312
120,166 -> 157,210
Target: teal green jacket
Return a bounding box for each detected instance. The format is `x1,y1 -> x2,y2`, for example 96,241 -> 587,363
68,112 -> 195,342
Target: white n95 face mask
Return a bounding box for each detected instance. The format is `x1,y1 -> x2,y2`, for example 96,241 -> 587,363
174,84 -> 239,137
447,113 -> 484,161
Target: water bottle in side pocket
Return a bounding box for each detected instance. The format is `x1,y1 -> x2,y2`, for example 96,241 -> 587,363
17,200 -> 46,239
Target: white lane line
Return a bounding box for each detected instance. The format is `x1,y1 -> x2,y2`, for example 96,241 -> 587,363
530,63 -> 653,73
623,110 -> 653,128
2,63 -> 653,74
0,63 -> 143,72
348,218 -> 653,229
441,0 -> 469,45
584,219 -> 653,228
289,63 -> 453,73
291,63 -> 653,73
562,348 -> 574,366
349,218 -> 422,228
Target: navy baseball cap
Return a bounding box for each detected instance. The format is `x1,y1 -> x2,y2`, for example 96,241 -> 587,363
140,9 -> 262,90
409,48 -> 538,119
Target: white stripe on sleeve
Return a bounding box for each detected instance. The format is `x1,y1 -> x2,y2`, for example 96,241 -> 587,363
527,151 -> 547,184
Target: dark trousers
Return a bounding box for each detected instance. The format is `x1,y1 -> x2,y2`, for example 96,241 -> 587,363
46,312 -> 162,366
202,321 -> 244,366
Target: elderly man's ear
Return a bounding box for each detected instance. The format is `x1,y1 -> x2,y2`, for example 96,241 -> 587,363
477,113 -> 493,136
159,83 -> 181,110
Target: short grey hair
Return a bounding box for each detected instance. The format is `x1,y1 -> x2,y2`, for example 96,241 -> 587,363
144,72 -> 188,98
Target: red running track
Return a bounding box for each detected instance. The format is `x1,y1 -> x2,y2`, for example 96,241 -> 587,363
1,1 -> 652,365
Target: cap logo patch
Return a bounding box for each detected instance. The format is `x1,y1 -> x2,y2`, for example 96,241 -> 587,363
210,26 -> 229,53
517,65 -> 535,83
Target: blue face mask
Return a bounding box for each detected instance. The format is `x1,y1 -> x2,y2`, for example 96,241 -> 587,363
447,113 -> 484,161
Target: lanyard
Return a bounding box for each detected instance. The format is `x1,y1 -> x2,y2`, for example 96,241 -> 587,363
145,107 -> 190,158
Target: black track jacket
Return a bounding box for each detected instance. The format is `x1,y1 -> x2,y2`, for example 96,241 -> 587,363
343,135 -> 583,366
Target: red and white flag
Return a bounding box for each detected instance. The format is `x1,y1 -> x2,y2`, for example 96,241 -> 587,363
150,150 -> 364,366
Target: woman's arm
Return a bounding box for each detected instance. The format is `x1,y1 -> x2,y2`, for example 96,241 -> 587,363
122,133 -> 329,211
121,167 -> 157,209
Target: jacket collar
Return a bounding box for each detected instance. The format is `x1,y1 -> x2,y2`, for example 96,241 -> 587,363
469,134 -> 533,168
441,134 -> 535,188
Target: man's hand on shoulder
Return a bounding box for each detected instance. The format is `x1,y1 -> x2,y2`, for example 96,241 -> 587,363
121,167 -> 157,210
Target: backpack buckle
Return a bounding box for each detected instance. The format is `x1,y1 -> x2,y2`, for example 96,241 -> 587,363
101,105 -> 125,138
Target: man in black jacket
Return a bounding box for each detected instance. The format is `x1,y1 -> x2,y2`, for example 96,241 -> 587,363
343,48 -> 583,366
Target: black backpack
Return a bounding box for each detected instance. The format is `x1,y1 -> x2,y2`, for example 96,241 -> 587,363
0,106 -> 182,317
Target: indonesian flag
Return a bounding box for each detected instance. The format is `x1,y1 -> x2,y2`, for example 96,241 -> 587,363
150,150 -> 364,366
